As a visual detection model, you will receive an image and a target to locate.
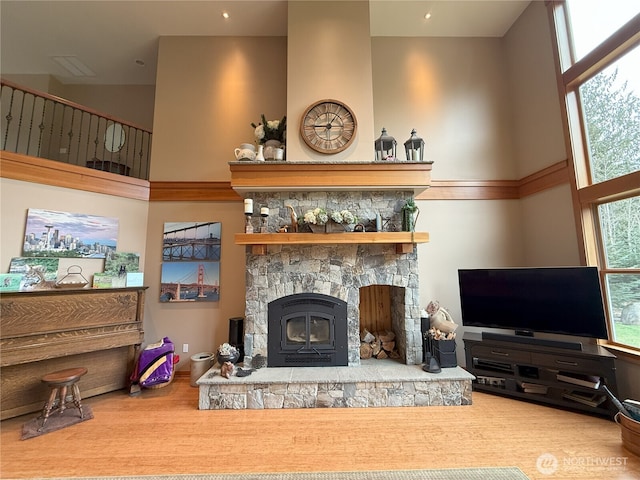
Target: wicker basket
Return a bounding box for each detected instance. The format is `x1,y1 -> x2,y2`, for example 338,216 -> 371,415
615,412 -> 640,457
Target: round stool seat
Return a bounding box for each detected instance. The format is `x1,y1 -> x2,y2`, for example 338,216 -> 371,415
39,367 -> 88,431
41,367 -> 88,386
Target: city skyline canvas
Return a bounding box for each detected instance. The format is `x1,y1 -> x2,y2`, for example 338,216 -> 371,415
23,208 -> 118,258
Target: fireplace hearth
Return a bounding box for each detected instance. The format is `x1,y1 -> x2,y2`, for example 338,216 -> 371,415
268,293 -> 348,367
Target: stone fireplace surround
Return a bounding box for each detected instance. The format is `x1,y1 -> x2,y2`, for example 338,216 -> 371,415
197,187 -> 475,409
242,190 -> 424,367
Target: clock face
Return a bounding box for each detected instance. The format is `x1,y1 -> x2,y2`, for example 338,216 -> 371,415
300,99 -> 357,154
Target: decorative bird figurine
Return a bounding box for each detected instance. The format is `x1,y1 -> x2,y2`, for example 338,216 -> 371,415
286,205 -> 298,232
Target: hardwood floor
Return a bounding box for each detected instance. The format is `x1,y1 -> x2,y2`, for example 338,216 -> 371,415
1,374 -> 638,480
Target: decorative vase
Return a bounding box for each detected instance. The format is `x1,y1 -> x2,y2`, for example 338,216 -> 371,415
255,144 -> 265,161
216,351 -> 240,366
263,139 -> 282,161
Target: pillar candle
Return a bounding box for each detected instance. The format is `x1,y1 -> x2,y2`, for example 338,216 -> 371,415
244,199 -> 253,214
261,207 -> 269,216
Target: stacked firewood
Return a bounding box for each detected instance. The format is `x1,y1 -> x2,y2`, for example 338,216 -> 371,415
360,329 -> 401,359
427,327 -> 456,341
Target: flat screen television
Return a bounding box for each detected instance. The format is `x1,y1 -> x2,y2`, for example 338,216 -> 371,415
458,267 -> 608,340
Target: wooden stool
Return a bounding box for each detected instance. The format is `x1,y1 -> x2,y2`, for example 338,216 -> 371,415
39,367 -> 88,431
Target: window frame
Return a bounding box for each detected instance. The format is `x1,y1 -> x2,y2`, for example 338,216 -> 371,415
548,2 -> 640,353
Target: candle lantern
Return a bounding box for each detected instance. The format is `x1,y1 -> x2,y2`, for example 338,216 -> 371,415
374,128 -> 397,161
260,207 -> 269,233
404,129 -> 425,161
244,198 -> 254,233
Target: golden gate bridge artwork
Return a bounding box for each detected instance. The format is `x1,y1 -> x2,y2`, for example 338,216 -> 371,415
160,222 -> 221,303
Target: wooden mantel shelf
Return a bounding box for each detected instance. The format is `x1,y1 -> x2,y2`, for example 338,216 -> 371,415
229,160 -> 433,192
235,231 -> 429,255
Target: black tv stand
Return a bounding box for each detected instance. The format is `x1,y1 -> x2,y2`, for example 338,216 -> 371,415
464,332 -> 618,418
481,331 -> 583,351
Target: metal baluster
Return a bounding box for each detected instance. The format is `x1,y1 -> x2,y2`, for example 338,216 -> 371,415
26,92 -> 38,156
2,85 -> 16,151
36,97 -> 49,158
14,90 -> 27,153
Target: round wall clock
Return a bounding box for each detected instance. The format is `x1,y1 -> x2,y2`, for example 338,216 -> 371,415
300,99 -> 357,154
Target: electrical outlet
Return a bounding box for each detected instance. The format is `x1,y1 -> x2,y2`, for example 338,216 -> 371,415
59,147 -> 67,154
182,343 -> 188,353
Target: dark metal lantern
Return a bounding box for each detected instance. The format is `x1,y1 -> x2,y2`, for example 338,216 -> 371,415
404,129 -> 425,161
374,128 -> 397,161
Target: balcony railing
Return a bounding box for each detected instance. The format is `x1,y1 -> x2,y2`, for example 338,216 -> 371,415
1,79 -> 151,180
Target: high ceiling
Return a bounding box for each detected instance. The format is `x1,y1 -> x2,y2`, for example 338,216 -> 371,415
0,1 -> 530,86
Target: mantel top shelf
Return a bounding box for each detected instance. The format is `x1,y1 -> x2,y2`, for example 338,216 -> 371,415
229,160 -> 433,192
228,160 -> 434,166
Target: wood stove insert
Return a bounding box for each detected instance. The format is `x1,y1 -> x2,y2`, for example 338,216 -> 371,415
267,293 -> 348,367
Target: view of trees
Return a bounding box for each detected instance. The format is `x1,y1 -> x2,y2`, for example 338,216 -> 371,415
581,68 -> 640,347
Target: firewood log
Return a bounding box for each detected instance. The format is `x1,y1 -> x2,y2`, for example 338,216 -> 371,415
360,343 -> 373,359
382,341 -> 395,352
376,349 -> 388,359
378,330 -> 395,342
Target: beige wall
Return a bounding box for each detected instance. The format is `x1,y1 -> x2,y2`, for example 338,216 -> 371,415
504,2 -> 579,267
150,36 -> 287,181
0,178 -> 148,282
504,1 -> 566,179
287,1 -> 375,161
372,37 -> 515,180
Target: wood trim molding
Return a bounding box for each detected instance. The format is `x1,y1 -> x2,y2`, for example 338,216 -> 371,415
0,151 -> 149,201
149,181 -> 242,202
518,160 -> 570,197
417,180 -> 519,200
1,152 -> 570,202
417,160 -> 569,200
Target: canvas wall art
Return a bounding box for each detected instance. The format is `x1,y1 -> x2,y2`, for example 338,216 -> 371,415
23,208 -> 118,258
160,222 -> 221,303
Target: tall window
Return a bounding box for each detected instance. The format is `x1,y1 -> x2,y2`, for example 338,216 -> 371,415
552,1 -> 640,351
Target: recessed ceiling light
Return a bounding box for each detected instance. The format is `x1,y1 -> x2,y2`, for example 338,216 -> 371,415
424,12 -> 432,20
222,11 -> 230,19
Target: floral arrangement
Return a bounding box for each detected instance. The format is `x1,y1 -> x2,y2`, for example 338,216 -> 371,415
251,114 -> 286,145
217,342 -> 238,356
302,207 -> 329,225
301,208 -> 358,227
331,209 -> 357,225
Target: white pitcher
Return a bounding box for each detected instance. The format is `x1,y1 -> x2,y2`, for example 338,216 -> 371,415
234,147 -> 256,161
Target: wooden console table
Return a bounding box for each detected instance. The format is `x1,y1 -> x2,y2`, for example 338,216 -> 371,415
0,287 -> 146,420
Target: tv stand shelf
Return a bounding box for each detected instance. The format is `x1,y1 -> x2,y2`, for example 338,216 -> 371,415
463,332 -> 618,418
